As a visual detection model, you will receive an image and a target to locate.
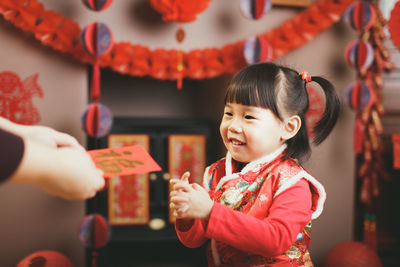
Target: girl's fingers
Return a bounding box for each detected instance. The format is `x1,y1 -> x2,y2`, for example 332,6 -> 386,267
170,195 -> 189,204
172,181 -> 192,192
181,171 -> 190,182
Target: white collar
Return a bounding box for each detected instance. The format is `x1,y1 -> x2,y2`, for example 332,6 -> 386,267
225,144 -> 287,176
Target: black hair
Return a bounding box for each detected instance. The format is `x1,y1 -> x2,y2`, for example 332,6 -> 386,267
224,62 -> 340,160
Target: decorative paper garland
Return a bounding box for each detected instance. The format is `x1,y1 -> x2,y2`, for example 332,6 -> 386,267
0,0 -> 353,81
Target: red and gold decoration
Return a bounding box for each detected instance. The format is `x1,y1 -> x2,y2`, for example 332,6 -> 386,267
343,0 -> 394,251
168,134 -> 206,223
0,71 -> 43,125
149,0 -> 211,89
0,0 -> 354,84
240,0 -> 272,20
388,0 -> 400,51
107,135 -> 152,225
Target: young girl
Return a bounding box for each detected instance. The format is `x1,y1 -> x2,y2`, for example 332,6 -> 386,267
169,62 -> 340,266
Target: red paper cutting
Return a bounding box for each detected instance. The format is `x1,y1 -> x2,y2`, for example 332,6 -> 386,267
88,145 -> 161,178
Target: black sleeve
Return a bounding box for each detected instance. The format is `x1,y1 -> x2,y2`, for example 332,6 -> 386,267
0,128 -> 25,183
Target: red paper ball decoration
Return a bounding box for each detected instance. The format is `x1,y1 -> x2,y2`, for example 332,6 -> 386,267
323,241 -> 382,267
17,250 -> 74,267
81,103 -> 113,138
243,36 -> 272,64
388,1 -> 400,51
82,0 -> 113,11
240,0 -> 271,20
149,0 -> 211,22
345,40 -> 374,72
81,22 -> 113,57
78,214 -> 111,249
343,1 -> 376,31
344,81 -> 374,112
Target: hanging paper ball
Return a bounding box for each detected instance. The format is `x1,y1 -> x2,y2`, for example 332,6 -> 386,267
344,81 -> 374,112
343,1 -> 376,31
240,0 -> 271,20
82,0 -> 113,11
78,214 -> 111,249
344,40 -> 374,72
17,250 -> 74,267
81,103 -> 113,138
81,22 -> 113,57
323,241 -> 383,267
388,1 -> 400,51
243,36 -> 272,64
149,0 -> 211,22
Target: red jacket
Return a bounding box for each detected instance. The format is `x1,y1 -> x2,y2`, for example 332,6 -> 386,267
175,145 -> 325,266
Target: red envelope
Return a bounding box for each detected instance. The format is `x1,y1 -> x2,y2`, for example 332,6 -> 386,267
88,145 -> 161,178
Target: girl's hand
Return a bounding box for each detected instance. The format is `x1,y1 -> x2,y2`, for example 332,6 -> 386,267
169,172 -> 191,218
170,182 -> 213,220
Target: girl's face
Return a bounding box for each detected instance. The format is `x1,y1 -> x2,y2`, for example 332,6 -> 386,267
220,103 -> 287,163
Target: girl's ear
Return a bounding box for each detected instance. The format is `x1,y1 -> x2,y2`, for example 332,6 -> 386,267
281,115 -> 301,141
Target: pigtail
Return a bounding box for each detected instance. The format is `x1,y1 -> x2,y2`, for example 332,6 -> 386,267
310,76 -> 341,145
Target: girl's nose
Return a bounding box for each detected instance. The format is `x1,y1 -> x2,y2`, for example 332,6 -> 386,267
228,120 -> 242,133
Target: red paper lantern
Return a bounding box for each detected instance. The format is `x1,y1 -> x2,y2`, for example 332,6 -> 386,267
388,1 -> 400,51
80,22 -> 113,57
80,103 -> 113,138
78,213 -> 111,249
344,81 -> 374,112
17,250 -> 74,267
323,241 -> 382,267
149,0 -> 211,22
240,0 -> 271,20
82,0 -> 113,11
243,36 -> 272,64
343,1 -> 376,31
344,40 -> 374,72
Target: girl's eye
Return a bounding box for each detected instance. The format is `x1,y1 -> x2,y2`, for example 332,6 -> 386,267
225,112 -> 233,116
245,115 -> 255,120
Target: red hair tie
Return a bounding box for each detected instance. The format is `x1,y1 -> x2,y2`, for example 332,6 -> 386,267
299,71 -> 312,83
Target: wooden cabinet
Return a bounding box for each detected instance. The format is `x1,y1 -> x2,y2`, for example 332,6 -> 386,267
86,117 -> 217,266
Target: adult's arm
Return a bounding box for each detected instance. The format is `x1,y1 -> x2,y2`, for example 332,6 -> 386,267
0,129 -> 24,183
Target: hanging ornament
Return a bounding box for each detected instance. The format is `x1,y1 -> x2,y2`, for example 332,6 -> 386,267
82,0 -> 113,12
78,213 -> 111,249
240,0 -> 271,20
344,40 -> 374,73
343,1 -> 376,31
149,0 -> 211,22
388,1 -> 400,51
243,36 -> 272,64
81,103 -> 113,138
79,214 -> 111,267
81,22 -> 113,57
344,81 -> 374,112
81,22 -> 113,101
17,250 -> 74,267
176,25 -> 185,90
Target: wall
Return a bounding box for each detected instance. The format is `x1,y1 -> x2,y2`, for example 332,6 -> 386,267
0,0 -> 357,266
